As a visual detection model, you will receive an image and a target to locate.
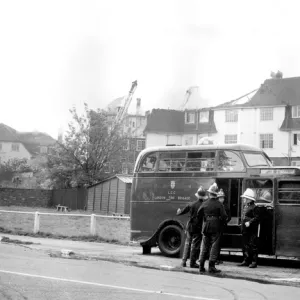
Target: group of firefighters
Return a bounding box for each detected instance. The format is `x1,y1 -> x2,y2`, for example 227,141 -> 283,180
176,183 -> 260,274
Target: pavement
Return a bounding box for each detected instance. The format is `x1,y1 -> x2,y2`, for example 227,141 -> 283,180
1,233 -> 300,288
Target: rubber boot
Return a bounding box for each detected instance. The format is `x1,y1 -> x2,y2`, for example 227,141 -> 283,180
237,260 -> 250,267
208,261 -> 221,273
249,253 -> 258,268
190,246 -> 200,268
198,260 -> 206,274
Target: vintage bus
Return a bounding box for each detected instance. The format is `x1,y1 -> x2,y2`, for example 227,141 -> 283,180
130,144 -> 300,259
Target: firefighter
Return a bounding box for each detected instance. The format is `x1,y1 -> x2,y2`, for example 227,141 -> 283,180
197,183 -> 227,274
238,188 -> 260,268
215,188 -> 231,265
176,186 -> 208,268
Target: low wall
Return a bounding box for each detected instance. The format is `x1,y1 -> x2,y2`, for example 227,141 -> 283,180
0,188 -> 52,207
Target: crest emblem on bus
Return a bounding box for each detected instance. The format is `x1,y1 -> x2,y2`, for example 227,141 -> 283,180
170,181 -> 175,189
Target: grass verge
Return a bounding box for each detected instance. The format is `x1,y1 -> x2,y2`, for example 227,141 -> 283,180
0,206 -> 131,245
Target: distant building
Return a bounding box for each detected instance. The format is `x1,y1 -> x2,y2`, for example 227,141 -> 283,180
212,76 -> 300,165
0,123 -> 56,163
144,108 -> 217,147
143,76 -> 300,166
104,98 -> 147,174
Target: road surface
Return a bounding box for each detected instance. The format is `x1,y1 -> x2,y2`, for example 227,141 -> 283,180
0,243 -> 299,299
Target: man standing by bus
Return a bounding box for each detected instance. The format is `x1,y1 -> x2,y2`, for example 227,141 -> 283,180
215,188 -> 231,265
238,188 -> 260,268
197,183 -> 227,274
176,186 -> 207,268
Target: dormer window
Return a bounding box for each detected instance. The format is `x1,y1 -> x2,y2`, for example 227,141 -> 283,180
185,112 -> 195,124
292,106 -> 300,118
199,111 -> 209,123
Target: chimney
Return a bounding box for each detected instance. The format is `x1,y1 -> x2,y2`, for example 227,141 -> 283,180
136,98 -> 141,115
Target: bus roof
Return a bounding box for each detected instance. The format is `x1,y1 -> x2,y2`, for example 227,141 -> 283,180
140,143 -> 263,154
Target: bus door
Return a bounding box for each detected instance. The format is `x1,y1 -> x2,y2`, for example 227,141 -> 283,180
243,178 -> 275,255
216,178 -> 243,249
276,179 -> 300,257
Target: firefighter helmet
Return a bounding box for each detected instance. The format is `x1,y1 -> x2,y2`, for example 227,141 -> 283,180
240,188 -> 256,201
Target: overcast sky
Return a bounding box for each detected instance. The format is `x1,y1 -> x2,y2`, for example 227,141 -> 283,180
1,0 -> 300,138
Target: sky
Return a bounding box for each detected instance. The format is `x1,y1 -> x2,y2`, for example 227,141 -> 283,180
1,0 -> 300,139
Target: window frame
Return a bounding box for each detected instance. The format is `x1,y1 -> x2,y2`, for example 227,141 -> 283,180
199,111 -> 209,123
292,106 -> 300,118
260,134 -> 273,149
136,140 -> 145,151
217,150 -> 245,172
224,134 -> 237,144
225,110 -> 238,122
260,107 -> 273,121
185,112 -> 195,124
11,143 -> 20,152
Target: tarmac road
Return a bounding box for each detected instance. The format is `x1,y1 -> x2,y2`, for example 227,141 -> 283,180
1,243 -> 300,300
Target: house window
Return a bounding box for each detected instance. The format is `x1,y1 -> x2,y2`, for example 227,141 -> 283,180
225,110 -> 238,122
291,161 -> 300,166
136,140 -> 145,151
185,112 -> 195,124
260,134 -> 273,148
11,143 -> 20,152
224,134 -> 237,144
292,106 -> 300,118
260,108 -> 273,121
294,134 -> 300,145
199,111 -> 209,123
40,146 -> 48,154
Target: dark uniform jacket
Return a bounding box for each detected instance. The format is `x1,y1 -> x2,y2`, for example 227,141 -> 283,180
241,202 -> 260,234
197,198 -> 227,235
177,200 -> 203,233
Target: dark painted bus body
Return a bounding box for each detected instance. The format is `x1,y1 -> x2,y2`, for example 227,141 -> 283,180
130,144 -> 300,258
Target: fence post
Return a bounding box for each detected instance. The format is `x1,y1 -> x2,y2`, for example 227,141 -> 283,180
90,214 -> 96,236
34,212 -> 40,234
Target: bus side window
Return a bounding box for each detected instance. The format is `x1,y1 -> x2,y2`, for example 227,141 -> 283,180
186,151 -> 215,171
139,152 -> 157,172
158,152 -> 186,172
218,150 -> 245,172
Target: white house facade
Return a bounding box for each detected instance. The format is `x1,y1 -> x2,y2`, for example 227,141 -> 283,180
143,76 -> 300,166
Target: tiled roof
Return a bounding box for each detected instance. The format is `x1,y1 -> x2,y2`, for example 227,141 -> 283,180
214,77 -> 300,109
0,123 -> 19,142
280,105 -> 300,131
183,110 -> 217,134
0,124 -> 56,155
88,174 -> 133,187
144,109 -> 184,133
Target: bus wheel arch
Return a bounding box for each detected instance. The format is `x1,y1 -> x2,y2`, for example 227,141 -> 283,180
157,221 -> 184,257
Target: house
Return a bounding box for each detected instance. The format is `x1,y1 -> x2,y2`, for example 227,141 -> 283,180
0,123 -> 56,163
211,76 -> 300,165
144,108 -> 217,147
143,75 -> 300,166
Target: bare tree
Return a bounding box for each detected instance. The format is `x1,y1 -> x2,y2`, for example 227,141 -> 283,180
47,104 -> 126,188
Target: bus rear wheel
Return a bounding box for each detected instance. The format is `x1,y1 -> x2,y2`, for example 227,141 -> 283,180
158,225 -> 182,257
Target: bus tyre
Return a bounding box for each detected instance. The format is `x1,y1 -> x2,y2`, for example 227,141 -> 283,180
158,225 -> 182,257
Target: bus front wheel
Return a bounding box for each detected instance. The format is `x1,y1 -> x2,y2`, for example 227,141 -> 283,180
158,225 -> 182,257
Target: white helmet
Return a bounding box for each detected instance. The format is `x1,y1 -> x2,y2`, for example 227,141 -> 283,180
240,188 -> 256,201
207,183 -> 219,197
